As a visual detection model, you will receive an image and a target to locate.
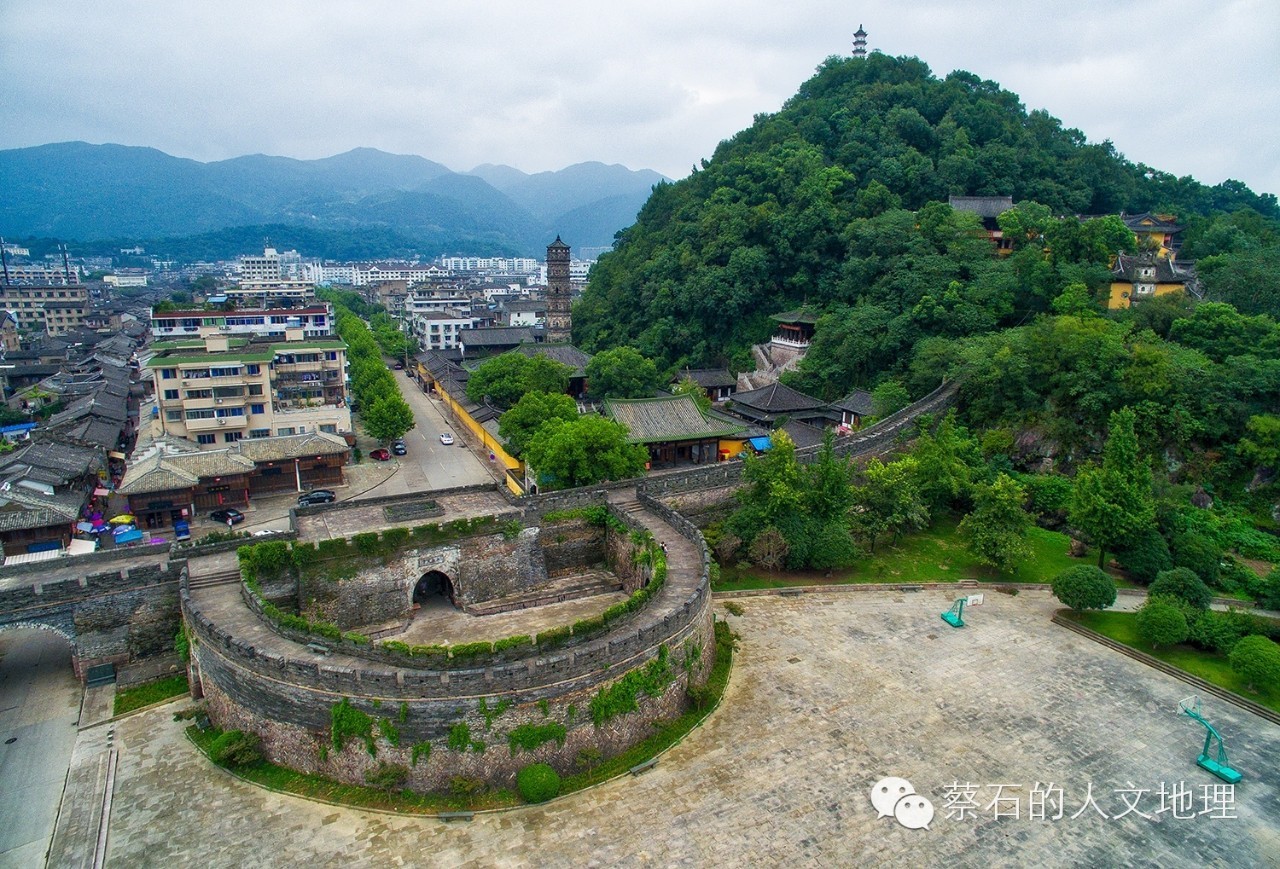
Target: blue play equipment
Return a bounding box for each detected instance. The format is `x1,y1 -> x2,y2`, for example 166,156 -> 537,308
1179,696 -> 1242,784
940,597 -> 967,628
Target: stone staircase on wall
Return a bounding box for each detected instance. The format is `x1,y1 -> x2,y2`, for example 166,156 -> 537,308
737,342 -> 804,392
465,571 -> 624,616
187,567 -> 242,590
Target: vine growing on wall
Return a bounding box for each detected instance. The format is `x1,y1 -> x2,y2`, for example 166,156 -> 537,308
589,644 -> 674,727
330,698 -> 376,756
507,722 -> 567,755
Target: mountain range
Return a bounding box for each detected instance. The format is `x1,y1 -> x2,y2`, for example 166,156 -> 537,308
0,142 -> 668,258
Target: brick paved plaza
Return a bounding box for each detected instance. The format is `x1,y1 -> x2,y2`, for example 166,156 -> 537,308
97,589 -> 1279,867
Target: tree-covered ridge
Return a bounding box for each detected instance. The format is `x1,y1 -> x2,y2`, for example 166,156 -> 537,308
575,53 -> 1277,370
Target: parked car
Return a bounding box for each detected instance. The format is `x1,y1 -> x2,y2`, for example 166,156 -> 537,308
392,440 -> 407,455
370,448 -> 392,461
298,490 -> 336,507
393,362 -> 404,369
210,508 -> 244,525
439,432 -> 455,445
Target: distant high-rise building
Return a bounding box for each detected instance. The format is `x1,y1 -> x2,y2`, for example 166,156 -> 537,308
853,25 -> 868,58
544,237 -> 571,344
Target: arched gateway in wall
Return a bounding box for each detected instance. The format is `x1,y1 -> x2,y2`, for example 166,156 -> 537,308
412,570 -> 455,607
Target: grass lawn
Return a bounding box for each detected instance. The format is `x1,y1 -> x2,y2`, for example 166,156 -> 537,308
114,673 -> 190,716
716,515 -> 1123,592
185,622 -> 735,813
1064,610 -> 1280,715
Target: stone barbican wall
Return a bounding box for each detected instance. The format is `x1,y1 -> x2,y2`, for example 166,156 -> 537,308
0,562 -> 184,673
298,525 -> 576,627
537,517 -> 607,575
190,599 -> 714,790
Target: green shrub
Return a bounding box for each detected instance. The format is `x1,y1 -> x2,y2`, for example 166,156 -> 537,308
411,644 -> 449,664
1229,635 -> 1280,693
311,621 -> 342,641
353,532 -> 381,556
1051,565 -> 1117,612
1136,599 -> 1190,649
411,741 -> 432,766
507,722 -> 567,755
1255,569 -> 1280,610
381,640 -> 410,655
535,625 -> 571,647
1115,528 -> 1173,584
364,761 -> 409,792
602,602 -> 629,623
1149,567 -> 1213,610
209,730 -> 262,767
449,776 -> 487,799
572,616 -> 606,636
493,635 -> 533,654
1171,532 -> 1222,587
381,527 -> 410,550
341,631 -> 370,644
1188,609 -> 1249,655
449,641 -> 493,659
316,538 -> 350,560
516,763 -> 561,803
1021,473 -> 1073,523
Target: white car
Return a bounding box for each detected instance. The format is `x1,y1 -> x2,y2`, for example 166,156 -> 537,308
439,432 -> 455,445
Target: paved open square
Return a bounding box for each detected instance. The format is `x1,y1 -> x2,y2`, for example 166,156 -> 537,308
93,589 -> 1279,867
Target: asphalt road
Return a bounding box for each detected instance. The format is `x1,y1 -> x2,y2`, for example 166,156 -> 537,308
0,629 -> 81,868
354,368 -> 493,500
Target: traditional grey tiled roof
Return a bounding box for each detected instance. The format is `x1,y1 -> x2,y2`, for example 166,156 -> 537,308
168,450 -> 255,477
1121,212 -> 1183,234
674,368 -> 736,390
781,420 -> 828,449
769,308 -> 822,325
833,389 -> 874,416
948,195 -> 1014,219
0,485 -> 84,531
511,343 -> 592,376
1112,254 -> 1193,283
234,431 -> 350,463
604,395 -> 747,444
460,327 -> 535,348
117,456 -> 200,495
732,382 -> 828,414
0,441 -> 103,485
502,300 -> 546,313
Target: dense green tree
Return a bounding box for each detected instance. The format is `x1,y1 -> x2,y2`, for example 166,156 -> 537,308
1069,407 -> 1156,568
466,353 -> 573,409
959,473 -> 1031,573
870,381 -> 910,418
1136,598 -> 1190,649
1148,567 -> 1213,610
1229,635 -> 1280,693
851,457 -> 929,552
523,416 -> 647,490
1169,532 -> 1223,587
1114,527 -> 1173,584
728,432 -> 804,548
585,347 -> 663,399
910,412 -> 980,510
498,392 -> 579,457
362,394 -> 415,443
671,376 -> 712,414
1051,565 -> 1117,612
1237,414 -> 1280,470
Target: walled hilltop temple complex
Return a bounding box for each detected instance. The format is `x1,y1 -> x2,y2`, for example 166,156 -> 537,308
181,483 -> 716,791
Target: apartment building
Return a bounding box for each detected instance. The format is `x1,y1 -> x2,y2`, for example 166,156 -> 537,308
150,305 -> 334,340
0,283 -> 91,335
409,310 -> 473,350
147,333 -> 351,447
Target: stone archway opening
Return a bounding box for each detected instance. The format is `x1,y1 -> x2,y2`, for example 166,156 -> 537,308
413,570 -> 456,611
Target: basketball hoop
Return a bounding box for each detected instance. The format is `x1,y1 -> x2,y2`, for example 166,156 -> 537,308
1178,695 -> 1202,718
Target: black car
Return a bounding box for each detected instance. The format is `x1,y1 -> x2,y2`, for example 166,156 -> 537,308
298,490 -> 336,507
210,508 -> 245,525
392,440 -> 407,455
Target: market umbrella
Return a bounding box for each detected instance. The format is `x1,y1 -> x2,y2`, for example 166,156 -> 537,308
109,514 -> 136,525
112,523 -> 137,537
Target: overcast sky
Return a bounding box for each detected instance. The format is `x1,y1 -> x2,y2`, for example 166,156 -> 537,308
3,0 -> 1277,196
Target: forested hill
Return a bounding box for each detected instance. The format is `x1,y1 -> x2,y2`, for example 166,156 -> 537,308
574,53 -> 1279,369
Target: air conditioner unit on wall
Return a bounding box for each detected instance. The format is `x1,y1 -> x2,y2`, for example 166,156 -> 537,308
217,418 -> 226,425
